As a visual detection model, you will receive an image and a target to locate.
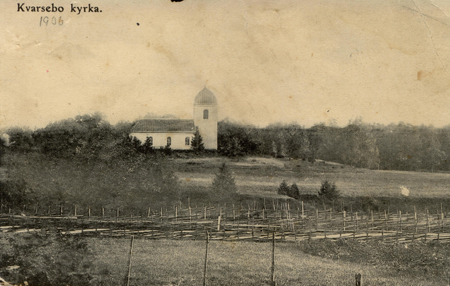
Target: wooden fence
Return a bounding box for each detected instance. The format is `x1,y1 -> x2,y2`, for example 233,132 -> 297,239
2,202 -> 450,243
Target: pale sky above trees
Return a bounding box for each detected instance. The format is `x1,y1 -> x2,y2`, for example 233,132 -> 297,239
1,0 -> 450,130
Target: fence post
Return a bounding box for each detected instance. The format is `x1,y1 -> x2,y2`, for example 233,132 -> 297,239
365,219 -> 368,239
203,231 -> 209,286
371,210 -> 374,229
125,235 -> 134,286
301,201 -> 304,218
414,206 -> 417,235
343,210 -> 346,232
233,204 -> 236,221
316,209 -> 319,230
438,218 -> 441,241
271,231 -> 276,286
355,273 -> 362,286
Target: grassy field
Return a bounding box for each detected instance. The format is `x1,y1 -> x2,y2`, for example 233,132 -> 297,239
88,237 -> 449,286
173,157 -> 450,198
3,232 -> 450,286
5,155 -> 450,285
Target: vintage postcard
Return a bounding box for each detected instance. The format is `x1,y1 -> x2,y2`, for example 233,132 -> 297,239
1,0 -> 450,285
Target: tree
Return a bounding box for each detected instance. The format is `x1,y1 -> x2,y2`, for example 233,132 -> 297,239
318,180 -> 340,201
0,134 -> 8,166
141,136 -> 154,154
277,180 -> 290,196
191,129 -> 205,153
288,183 -> 300,199
285,126 -> 311,160
211,163 -> 237,199
217,120 -> 259,157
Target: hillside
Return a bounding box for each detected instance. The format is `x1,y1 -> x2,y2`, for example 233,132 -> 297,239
173,157 -> 450,199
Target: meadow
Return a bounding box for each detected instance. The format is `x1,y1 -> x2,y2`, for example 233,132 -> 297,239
3,233 -> 450,286
174,156 -> 450,198
90,238 -> 450,286
4,154 -> 450,285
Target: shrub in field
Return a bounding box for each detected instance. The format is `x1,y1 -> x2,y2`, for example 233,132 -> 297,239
277,182 -> 301,200
277,180 -> 290,196
212,163 -> 237,199
288,183 -> 301,200
318,180 -> 340,201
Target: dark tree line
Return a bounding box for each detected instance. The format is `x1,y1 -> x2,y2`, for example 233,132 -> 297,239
217,119 -> 450,172
4,114 -> 450,172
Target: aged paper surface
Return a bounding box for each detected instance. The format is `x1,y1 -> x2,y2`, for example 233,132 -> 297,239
2,0 -> 450,285
2,0 -> 450,128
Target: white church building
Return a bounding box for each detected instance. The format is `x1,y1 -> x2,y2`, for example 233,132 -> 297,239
130,87 -> 218,150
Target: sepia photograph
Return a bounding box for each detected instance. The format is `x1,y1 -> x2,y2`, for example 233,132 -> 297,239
1,0 -> 450,285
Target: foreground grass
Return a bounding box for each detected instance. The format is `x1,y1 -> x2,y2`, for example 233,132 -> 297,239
3,233 -> 450,285
89,238 -> 448,286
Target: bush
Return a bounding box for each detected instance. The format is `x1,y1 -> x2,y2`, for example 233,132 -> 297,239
278,181 -> 301,200
212,163 -> 237,199
318,180 -> 340,201
277,180 -> 290,196
163,144 -> 173,156
288,183 -> 300,200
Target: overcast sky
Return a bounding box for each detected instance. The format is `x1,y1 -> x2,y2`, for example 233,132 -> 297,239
1,0 -> 450,130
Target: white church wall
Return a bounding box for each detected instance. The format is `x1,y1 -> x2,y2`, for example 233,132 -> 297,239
130,132 -> 194,150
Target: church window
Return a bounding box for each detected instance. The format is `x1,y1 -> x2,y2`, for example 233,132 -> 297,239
185,137 -> 190,145
167,137 -> 171,147
203,109 -> 209,119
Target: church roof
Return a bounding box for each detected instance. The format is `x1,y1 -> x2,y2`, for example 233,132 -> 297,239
194,87 -> 217,105
130,119 -> 195,133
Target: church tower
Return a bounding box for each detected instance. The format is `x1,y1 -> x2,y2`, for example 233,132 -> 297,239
194,87 -> 218,150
